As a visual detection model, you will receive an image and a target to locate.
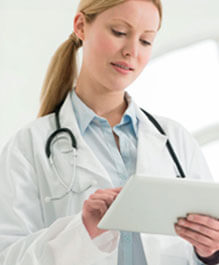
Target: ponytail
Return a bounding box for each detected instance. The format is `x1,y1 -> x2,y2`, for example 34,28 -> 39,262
37,32 -> 82,117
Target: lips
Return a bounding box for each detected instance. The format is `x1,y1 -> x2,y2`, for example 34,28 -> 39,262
111,63 -> 133,75
111,62 -> 134,71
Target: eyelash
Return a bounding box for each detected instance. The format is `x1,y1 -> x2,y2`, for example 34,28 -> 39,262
111,29 -> 151,46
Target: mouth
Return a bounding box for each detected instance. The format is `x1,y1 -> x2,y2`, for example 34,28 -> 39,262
111,63 -> 134,72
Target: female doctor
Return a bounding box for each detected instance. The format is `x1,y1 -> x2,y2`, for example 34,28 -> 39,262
1,0 -> 219,264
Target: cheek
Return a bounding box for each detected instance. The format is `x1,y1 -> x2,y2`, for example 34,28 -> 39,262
94,32 -> 117,57
140,48 -> 153,67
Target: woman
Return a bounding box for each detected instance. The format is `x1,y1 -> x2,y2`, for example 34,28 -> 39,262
0,0 -> 219,264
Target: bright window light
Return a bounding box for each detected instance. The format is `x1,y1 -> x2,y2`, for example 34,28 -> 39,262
127,39 -> 219,132
127,39 -> 219,180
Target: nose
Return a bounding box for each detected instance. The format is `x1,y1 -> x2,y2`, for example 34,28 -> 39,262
122,38 -> 139,58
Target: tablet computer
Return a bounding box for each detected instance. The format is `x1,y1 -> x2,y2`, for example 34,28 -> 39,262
98,175 -> 219,236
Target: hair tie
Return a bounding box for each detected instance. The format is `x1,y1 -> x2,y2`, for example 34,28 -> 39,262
68,32 -> 82,49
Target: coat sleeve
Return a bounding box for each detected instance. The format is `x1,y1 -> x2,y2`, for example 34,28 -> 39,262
160,116 -> 214,181
0,131 -> 119,265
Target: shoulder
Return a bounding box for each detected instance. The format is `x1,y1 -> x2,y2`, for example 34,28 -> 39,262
148,114 -> 213,180
0,113 -> 56,161
134,102 -> 193,144
137,107 -> 196,145
16,113 -> 55,142
138,108 -> 203,168
153,115 -> 193,139
150,113 -> 200,152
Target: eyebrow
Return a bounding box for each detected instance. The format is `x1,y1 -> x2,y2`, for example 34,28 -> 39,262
111,18 -> 156,33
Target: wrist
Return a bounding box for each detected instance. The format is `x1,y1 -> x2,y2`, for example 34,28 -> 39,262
195,249 -> 219,265
82,214 -> 106,239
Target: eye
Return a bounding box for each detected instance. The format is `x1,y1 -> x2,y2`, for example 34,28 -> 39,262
141,40 -> 151,46
111,29 -> 126,36
111,29 -> 151,46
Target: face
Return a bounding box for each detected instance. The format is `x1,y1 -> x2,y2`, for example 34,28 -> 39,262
74,0 -> 160,94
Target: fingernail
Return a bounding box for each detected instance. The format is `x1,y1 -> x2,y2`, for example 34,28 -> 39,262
187,215 -> 194,221
178,219 -> 185,225
175,225 -> 181,231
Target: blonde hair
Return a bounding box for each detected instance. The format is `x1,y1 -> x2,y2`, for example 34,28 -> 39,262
37,0 -> 162,117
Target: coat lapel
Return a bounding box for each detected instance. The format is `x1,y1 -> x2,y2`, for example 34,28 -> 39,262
58,92 -> 113,187
135,106 -> 177,178
134,108 -> 179,265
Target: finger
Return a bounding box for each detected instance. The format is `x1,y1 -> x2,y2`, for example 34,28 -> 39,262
177,218 -> 219,240
195,246 -> 216,259
175,224 -> 214,247
95,187 -> 122,194
85,200 -> 108,215
93,190 -> 120,201
177,234 -> 216,258
92,190 -> 119,199
112,187 -> 123,193
187,214 -> 219,231
89,193 -> 116,207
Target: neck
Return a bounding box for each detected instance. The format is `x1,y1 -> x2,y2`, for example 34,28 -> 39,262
74,86 -> 128,127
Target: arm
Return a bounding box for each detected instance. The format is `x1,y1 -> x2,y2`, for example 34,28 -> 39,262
162,118 -> 219,264
173,136 -> 219,264
0,133 -> 119,265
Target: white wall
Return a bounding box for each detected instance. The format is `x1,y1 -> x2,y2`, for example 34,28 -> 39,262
127,39 -> 219,179
0,0 -> 80,148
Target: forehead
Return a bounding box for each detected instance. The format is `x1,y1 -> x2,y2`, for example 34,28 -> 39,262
96,0 -> 160,31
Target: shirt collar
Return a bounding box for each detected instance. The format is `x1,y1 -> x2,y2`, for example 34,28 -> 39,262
71,89 -> 138,136
71,89 -> 96,134
121,93 -> 138,136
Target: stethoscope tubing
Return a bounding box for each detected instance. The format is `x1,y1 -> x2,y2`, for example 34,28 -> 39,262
44,101 -> 186,202
140,108 -> 186,178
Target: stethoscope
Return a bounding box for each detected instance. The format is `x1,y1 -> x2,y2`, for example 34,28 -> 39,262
45,100 -> 186,203
45,100 -> 97,202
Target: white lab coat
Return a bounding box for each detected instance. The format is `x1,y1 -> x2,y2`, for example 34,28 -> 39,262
0,92 -> 212,265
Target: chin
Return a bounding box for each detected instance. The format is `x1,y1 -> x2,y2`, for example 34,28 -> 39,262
106,85 -> 127,93
106,80 -> 133,92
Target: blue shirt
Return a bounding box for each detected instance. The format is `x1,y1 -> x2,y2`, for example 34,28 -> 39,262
70,89 -> 208,265
71,89 -> 147,265
71,89 -> 139,187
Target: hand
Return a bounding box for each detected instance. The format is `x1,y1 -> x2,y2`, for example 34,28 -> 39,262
82,187 -> 122,239
175,214 -> 219,258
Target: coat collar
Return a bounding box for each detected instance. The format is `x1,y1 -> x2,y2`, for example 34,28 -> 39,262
59,92 -> 169,186
134,104 -> 169,176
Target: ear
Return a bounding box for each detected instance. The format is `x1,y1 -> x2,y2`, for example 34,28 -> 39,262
73,12 -> 87,41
